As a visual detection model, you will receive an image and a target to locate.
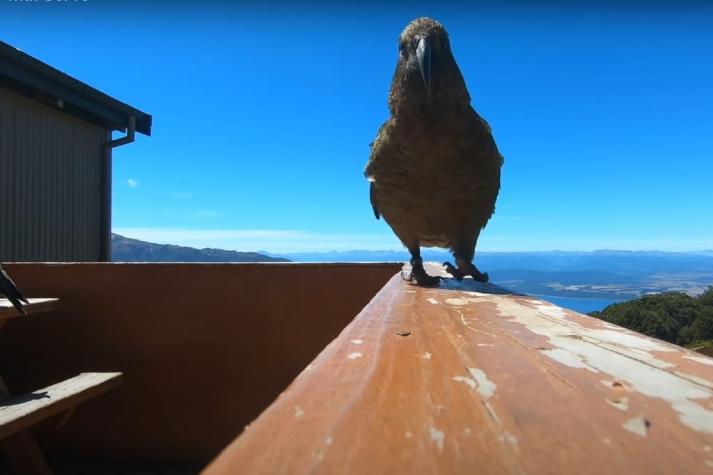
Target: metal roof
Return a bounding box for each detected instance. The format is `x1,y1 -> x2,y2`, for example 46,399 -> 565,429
0,41 -> 152,136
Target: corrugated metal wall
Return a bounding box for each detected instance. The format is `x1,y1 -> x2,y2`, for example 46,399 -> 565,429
0,86 -> 107,261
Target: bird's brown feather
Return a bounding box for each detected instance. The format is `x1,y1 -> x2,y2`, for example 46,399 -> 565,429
365,18 -> 503,257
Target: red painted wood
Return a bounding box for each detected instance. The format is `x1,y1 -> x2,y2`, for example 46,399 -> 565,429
204,265 -> 713,475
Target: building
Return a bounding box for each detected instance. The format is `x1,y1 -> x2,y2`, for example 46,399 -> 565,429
0,41 -> 151,262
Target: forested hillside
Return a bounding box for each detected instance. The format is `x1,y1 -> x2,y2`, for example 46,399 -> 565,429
592,287 -> 713,350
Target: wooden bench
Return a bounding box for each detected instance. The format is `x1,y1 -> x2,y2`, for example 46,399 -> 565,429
0,373 -> 122,440
0,299 -> 58,321
0,298 -> 123,475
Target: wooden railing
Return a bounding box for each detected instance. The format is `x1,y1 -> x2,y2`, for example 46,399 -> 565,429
0,263 -> 399,465
204,264 -> 713,474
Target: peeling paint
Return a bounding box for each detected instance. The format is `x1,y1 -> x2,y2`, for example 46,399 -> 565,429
463,428 -> 472,436
541,348 -> 598,372
623,415 -> 650,437
294,406 -> 304,419
461,293 -> 713,434
606,397 -> 629,411
405,431 -> 413,438
469,368 -> 497,399
347,352 -> 363,360
445,297 -> 472,306
455,308 -> 495,337
422,352 -> 432,360
675,372 -> 713,391
499,432 -> 518,446
430,426 -> 445,451
351,339 -> 364,345
427,298 -> 439,305
684,355 -> 713,367
483,401 -> 501,425
453,375 -> 476,390
453,369 -> 497,400
325,436 -> 333,446
531,301 -> 567,319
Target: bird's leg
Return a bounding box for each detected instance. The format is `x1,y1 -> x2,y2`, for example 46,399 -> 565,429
406,246 -> 440,286
444,243 -> 465,280
443,261 -> 464,280
444,238 -> 489,283
454,256 -> 489,283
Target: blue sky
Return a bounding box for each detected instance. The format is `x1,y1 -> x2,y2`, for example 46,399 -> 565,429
3,1 -> 712,252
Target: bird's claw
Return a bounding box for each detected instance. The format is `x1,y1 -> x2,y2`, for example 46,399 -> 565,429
410,271 -> 441,286
443,261 -> 463,280
474,271 -> 489,283
443,262 -> 489,283
405,264 -> 441,286
402,270 -> 440,286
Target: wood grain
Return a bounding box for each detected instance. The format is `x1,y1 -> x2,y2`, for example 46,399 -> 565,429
204,264 -> 713,475
0,298 -> 58,321
0,372 -> 122,440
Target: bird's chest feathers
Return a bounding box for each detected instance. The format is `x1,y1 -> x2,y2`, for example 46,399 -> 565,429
392,117 -> 468,186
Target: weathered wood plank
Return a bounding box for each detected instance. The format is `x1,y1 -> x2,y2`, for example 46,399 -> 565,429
203,264 -> 713,475
0,298 -> 58,320
0,372 -> 122,440
0,376 -> 53,475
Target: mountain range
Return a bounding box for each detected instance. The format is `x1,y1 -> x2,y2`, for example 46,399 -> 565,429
112,234 -> 713,313
279,249 -> 713,312
111,233 -> 289,263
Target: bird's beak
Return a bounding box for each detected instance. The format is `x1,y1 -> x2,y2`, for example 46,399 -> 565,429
416,36 -> 432,94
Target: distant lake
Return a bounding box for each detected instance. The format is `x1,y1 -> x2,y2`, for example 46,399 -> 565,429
532,295 -> 626,314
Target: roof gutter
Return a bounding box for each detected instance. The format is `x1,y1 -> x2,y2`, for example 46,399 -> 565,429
107,115 -> 136,148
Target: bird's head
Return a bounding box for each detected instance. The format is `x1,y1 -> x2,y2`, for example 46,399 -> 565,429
389,18 -> 470,114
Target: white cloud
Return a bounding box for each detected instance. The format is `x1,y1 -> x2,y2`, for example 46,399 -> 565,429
127,178 -> 139,188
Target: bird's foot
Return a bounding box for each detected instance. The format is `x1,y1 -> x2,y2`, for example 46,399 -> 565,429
443,261 -> 489,283
443,262 -> 463,280
406,263 -> 441,286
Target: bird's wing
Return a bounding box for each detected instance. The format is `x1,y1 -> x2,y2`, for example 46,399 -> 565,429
466,109 -> 504,226
365,120 -> 392,221
365,121 -> 389,178
369,182 -> 381,220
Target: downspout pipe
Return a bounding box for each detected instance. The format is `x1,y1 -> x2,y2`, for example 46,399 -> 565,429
99,116 -> 136,262
107,115 -> 136,148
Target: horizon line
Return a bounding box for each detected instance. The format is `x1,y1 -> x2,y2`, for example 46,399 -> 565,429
112,232 -> 713,255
